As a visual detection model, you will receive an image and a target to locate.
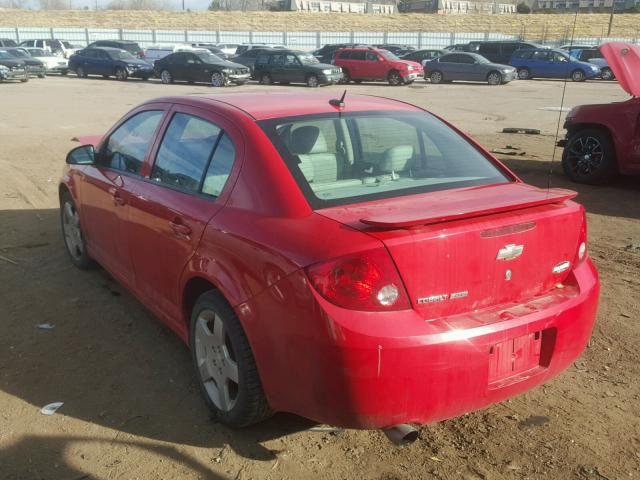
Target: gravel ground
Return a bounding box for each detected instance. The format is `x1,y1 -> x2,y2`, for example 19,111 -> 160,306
0,75 -> 638,480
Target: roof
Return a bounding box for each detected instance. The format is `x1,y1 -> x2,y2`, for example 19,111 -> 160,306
146,92 -> 424,121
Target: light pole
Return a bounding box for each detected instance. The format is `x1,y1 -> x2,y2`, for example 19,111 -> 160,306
607,0 -> 615,36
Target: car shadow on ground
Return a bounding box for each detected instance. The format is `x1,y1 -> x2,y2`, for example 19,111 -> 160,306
500,156 -> 640,221
0,208 -> 315,477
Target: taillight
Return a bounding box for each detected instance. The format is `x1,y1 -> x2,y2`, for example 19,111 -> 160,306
574,207 -> 588,265
306,248 -> 410,311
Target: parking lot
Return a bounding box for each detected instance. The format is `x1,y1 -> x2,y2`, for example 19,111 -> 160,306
1,76 -> 639,480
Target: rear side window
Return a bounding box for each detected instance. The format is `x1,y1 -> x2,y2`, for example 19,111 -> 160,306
350,51 -> 366,60
337,50 -> 351,59
102,110 -> 164,175
478,43 -> 498,55
151,113 -> 235,197
256,54 -> 269,65
259,111 -> 509,208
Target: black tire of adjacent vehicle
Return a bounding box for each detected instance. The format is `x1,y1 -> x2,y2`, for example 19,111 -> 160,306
190,290 -> 272,427
76,66 -> 86,78
60,192 -> 94,269
561,128 -> 617,184
306,74 -> 319,88
341,69 -> 351,83
571,69 -> 585,82
601,67 -> 614,81
260,73 -> 272,85
387,70 -> 402,86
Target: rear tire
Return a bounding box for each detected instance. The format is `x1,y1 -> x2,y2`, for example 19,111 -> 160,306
561,128 -> 617,184
517,68 -> 531,80
190,290 -> 272,428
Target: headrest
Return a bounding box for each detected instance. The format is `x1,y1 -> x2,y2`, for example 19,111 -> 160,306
290,126 -> 328,155
380,145 -> 414,172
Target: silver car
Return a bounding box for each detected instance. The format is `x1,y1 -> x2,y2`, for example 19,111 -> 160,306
424,52 -> 517,86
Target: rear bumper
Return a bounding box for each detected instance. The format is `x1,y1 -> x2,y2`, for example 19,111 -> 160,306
241,258 -> 599,429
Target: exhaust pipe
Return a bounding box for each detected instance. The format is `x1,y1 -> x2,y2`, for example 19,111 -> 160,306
382,424 -> 419,445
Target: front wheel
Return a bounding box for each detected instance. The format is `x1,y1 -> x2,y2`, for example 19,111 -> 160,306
76,66 -> 86,78
211,71 -> 226,87
306,74 -> 319,88
600,67 -> 614,81
571,69 -> 585,82
190,290 -> 272,427
487,71 -> 502,85
429,70 -> 443,84
115,67 -> 128,81
60,192 -> 94,269
160,69 -> 173,84
387,70 -> 402,86
561,128 -> 617,184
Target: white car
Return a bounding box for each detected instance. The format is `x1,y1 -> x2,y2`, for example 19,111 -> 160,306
144,44 -> 210,62
19,39 -> 79,59
215,43 -> 240,56
23,47 -> 68,74
234,43 -> 286,56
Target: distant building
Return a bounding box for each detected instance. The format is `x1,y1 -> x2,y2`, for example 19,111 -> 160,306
290,0 -> 395,13
534,0 -> 638,10
400,0 -> 517,13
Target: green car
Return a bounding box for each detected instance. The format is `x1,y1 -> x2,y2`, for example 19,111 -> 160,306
253,49 -> 343,87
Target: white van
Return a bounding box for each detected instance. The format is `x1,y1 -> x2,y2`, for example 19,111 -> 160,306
144,45 -> 208,62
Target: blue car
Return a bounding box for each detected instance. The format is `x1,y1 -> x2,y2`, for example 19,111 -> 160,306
510,48 -> 601,82
68,47 -> 154,81
568,48 -> 615,81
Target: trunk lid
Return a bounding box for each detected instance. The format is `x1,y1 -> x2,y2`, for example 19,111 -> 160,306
317,182 -> 583,319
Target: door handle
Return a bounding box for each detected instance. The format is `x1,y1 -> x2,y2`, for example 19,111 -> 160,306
169,220 -> 192,237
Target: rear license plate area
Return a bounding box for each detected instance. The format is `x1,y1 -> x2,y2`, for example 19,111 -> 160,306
488,331 -> 545,389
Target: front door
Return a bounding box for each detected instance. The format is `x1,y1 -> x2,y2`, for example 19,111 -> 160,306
549,51 -> 571,78
80,109 -> 166,286
126,106 -> 240,327
364,51 -> 386,80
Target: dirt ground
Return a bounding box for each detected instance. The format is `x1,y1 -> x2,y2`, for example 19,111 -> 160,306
0,76 -> 639,480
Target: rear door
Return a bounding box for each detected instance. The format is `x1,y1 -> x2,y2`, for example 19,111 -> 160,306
365,51 -> 386,79
126,105 -> 241,328
283,53 -> 304,83
80,108 -> 166,286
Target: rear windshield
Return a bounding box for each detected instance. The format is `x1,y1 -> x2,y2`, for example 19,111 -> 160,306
259,111 -> 509,208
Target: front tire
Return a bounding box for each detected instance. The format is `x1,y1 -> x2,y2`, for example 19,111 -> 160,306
115,67 -> 128,81
387,69 -> 402,86
306,74 -> 319,88
190,290 -> 272,427
211,71 -> 226,87
160,69 -> 173,84
571,69 -> 585,82
487,71 -> 502,85
60,192 -> 94,269
562,128 -> 617,184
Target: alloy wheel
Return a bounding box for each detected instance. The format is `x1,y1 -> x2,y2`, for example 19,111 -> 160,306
601,68 -> 614,81
566,135 -> 604,176
487,72 -> 502,85
160,70 -> 172,84
430,71 -> 443,84
62,201 -> 84,261
211,72 -> 226,87
115,68 -> 127,81
307,75 -> 319,88
388,70 -> 401,86
517,68 -> 529,80
194,309 -> 239,412
571,70 -> 585,82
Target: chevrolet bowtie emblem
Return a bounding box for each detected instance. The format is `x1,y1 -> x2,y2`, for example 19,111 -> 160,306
496,244 -> 524,261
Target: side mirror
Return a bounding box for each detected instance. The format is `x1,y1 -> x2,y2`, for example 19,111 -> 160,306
66,145 -> 95,165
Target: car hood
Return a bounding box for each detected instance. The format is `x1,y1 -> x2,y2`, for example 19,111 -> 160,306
308,62 -> 338,70
395,59 -> 421,68
600,42 -> 640,96
484,62 -> 515,70
22,58 -> 43,66
0,58 -> 24,67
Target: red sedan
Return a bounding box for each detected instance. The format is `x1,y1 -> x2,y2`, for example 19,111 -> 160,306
60,92 -> 599,430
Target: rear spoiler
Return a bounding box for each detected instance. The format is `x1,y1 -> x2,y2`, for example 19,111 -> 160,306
360,184 -> 577,229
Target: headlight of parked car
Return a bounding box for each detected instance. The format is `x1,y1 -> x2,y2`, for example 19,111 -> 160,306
322,69 -> 332,75
222,68 -> 232,73
0,65 -> 8,72
407,65 -> 414,71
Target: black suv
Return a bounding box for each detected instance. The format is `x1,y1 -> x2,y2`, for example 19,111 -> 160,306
312,43 -> 363,64
233,47 -> 274,73
0,49 -> 28,82
254,49 -> 342,87
469,41 -> 541,65
86,40 -> 145,58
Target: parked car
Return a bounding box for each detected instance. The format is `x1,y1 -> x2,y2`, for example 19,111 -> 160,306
19,39 -> 79,58
191,43 -> 230,59
424,52 -> 516,85
443,43 -> 472,52
400,49 -> 444,65
69,47 -> 154,80
0,38 -> 17,48
312,43 -> 363,64
510,48 -> 601,81
470,41 -> 542,65
560,44 -> 596,51
374,44 -> 416,56
23,47 -> 69,75
253,49 -> 342,87
60,91 -> 599,430
333,46 -> 423,85
234,43 -> 285,57
215,43 -> 241,56
568,47 -> 614,80
560,42 -> 640,184
0,50 -> 28,82
4,48 -> 46,78
232,47 -> 274,73
154,50 -> 250,87
87,40 -> 145,59
144,45 -> 207,62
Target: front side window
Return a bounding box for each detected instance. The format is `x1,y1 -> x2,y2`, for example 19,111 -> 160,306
297,52 -> 318,64
260,111 -> 509,208
151,113 -> 235,197
101,110 -> 163,175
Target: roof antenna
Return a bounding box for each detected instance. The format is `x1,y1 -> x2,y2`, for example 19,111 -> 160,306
329,90 -> 347,109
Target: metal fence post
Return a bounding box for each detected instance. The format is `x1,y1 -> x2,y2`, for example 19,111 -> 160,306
316,31 -> 321,48
216,30 -> 220,43
249,31 -> 253,43
15,27 -> 20,43
85,28 -> 90,45
118,28 -> 123,40
50,27 -> 54,40
450,31 -> 455,45
418,32 -> 422,49
350,31 -> 354,43
184,30 -> 188,43
152,29 -> 156,44
283,31 -> 287,46
383,31 -> 388,43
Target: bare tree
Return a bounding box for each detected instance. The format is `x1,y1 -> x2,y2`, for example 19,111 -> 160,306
0,0 -> 29,8
37,0 -> 69,8
106,0 -> 171,9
